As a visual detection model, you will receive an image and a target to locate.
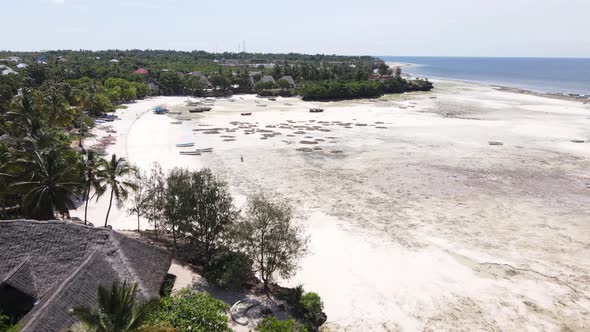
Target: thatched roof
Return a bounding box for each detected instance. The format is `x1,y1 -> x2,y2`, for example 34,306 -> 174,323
279,76 -> 295,87
0,220 -> 172,332
259,75 -> 276,84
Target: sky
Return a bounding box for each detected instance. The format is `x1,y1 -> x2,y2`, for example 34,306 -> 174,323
2,0 -> 590,57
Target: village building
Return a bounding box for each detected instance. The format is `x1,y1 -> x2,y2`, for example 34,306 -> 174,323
0,65 -> 16,75
278,75 -> 296,88
133,68 -> 148,75
259,75 -> 276,85
147,78 -> 161,94
0,220 -> 172,332
221,59 -> 240,67
188,71 -> 212,88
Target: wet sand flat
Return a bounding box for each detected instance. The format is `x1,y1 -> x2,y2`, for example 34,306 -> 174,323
73,82 -> 590,331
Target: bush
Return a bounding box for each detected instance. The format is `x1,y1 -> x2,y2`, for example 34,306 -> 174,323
145,289 -> 230,332
300,292 -> 325,330
256,317 -> 307,332
255,81 -> 276,92
301,80 -> 383,100
278,287 -> 326,331
203,251 -> 253,289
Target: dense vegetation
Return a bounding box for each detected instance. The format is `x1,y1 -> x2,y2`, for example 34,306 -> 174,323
1,50 -> 431,99
300,77 -> 434,100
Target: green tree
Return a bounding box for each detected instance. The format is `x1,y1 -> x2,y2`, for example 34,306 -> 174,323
127,170 -> 147,233
299,292 -> 325,330
95,154 -> 137,227
40,82 -> 75,127
232,194 -> 308,291
277,79 -> 292,90
185,169 -> 238,258
163,168 -> 192,248
144,164 -> 165,238
134,83 -> 149,98
81,149 -> 104,225
209,74 -> 230,91
10,146 -> 81,220
3,89 -> 43,137
69,281 -> 158,332
254,81 -> 276,92
377,62 -> 392,76
185,75 -> 208,96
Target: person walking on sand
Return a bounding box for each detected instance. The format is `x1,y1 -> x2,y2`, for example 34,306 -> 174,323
241,155 -> 244,163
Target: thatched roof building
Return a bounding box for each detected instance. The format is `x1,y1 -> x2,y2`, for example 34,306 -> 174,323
278,75 -> 296,88
0,220 -> 172,332
259,75 -> 276,84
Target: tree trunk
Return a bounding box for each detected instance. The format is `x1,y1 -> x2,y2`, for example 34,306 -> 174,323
172,221 -> 177,249
83,183 -> 90,225
137,212 -> 141,234
104,188 -> 114,227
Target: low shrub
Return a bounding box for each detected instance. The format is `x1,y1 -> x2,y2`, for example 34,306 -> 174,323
278,286 -> 326,331
300,292 -> 326,330
256,316 -> 307,332
203,251 -> 253,289
145,289 -> 230,332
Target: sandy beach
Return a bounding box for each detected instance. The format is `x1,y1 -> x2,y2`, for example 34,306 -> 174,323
73,80 -> 590,331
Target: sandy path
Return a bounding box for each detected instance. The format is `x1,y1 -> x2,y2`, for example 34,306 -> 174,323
74,82 -> 590,331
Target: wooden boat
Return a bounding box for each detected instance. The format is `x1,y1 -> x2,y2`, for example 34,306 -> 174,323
199,147 -> 213,153
309,108 -> 324,113
241,112 -> 252,116
168,111 -> 182,115
185,99 -> 202,106
256,104 -> 267,107
170,121 -> 182,124
176,143 -> 195,147
179,150 -> 201,155
189,107 -> 212,113
269,98 -> 277,101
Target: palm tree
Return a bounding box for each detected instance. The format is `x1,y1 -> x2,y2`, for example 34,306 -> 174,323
96,154 -> 137,227
3,89 -> 43,138
69,281 -> 157,332
42,85 -> 75,128
81,150 -> 105,225
11,146 -> 81,220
